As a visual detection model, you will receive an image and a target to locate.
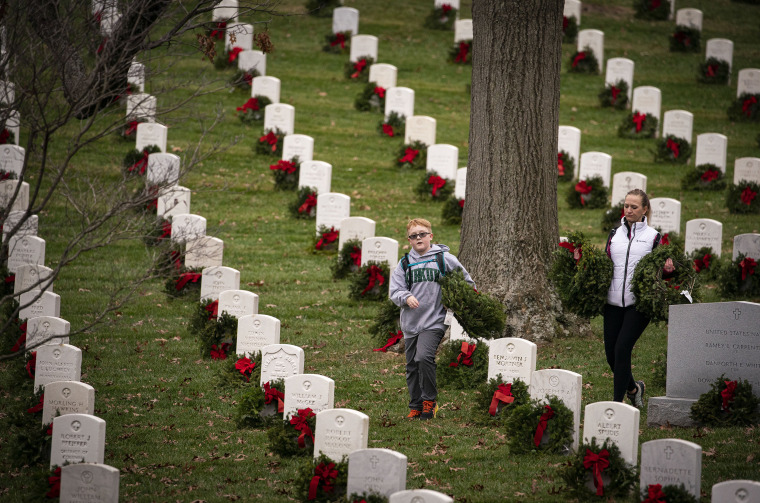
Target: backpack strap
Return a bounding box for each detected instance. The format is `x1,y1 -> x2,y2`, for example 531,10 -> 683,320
436,251 -> 446,277
401,253 -> 412,290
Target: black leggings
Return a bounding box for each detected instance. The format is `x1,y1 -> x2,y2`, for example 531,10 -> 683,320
603,304 -> 651,402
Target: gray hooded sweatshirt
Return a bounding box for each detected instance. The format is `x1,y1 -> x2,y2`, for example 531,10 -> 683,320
389,244 -> 476,336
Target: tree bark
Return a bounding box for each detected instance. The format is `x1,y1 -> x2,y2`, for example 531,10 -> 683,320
460,0 -> 588,341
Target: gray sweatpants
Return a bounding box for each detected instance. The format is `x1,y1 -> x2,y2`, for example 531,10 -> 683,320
404,328 -> 445,410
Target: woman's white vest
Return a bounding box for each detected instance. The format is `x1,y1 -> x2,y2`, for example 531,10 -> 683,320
606,217 -> 660,307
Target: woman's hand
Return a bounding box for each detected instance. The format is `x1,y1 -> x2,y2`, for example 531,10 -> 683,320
663,258 -> 675,274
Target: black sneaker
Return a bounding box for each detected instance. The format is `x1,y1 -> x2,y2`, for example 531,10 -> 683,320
627,381 -> 645,408
420,400 -> 438,420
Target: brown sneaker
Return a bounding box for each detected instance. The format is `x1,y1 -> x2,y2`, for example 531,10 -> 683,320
406,410 -> 421,419
420,400 -> 438,420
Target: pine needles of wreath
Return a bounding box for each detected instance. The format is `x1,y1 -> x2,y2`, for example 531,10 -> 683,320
504,396 -> 575,455
437,338 -> 489,390
439,269 -> 506,339
690,375 -> 760,426
561,437 -> 638,499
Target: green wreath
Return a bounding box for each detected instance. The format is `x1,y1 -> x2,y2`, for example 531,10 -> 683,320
294,454 -> 348,502
640,484 -> 699,503
561,438 -> 638,499
151,240 -> 183,278
654,135 -> 692,164
354,81 -> 386,113
441,196 -> 464,225
424,5 -> 457,30
563,15 -> 578,44
255,127 -> 286,157
598,79 -> 629,110
395,141 -> 427,170
634,0 -> 671,20
142,217 -> 171,247
727,93 -> 760,122
670,25 -> 701,52
332,239 -> 362,279
600,202 -> 624,232
0,128 -> 16,144
369,299 -> 402,347
0,168 -> 18,180
656,230 -> 684,252
314,225 -> 340,253
270,155 -> 301,191
237,95 -> 272,125
322,31 -> 351,54
414,171 -> 454,201
190,298 -> 238,358
549,231 -> 613,318
217,350 -> 262,387
348,261 -> 390,301
229,68 -> 261,92
348,492 -> 387,503
305,0 -> 341,17
698,57 -> 730,85
690,375 -> 760,426
449,40 -> 472,64
440,269 -> 506,339
566,175 -> 609,209
344,56 -> 375,82
437,338 -> 489,390
267,408 -> 316,457
122,144 -> 162,176
618,112 -> 658,139
569,47 -> 599,74
681,163 -> 726,191
472,377 -> 530,424
117,118 -> 147,141
557,150 -> 575,182
5,385 -> 53,468
290,186 -> 318,219
214,45 -> 241,71
686,247 -> 717,282
631,244 -> 701,323
163,266 -> 204,298
0,265 -> 14,300
234,378 -> 285,429
716,252 -> 760,298
504,396 -> 575,455
378,111 -> 405,138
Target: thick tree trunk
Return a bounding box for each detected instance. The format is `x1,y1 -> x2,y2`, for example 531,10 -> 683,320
460,0 -> 588,341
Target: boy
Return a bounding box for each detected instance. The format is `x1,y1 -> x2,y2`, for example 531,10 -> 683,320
389,218 -> 475,420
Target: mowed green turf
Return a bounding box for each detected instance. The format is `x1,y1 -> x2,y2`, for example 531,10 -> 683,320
1,0 -> 760,501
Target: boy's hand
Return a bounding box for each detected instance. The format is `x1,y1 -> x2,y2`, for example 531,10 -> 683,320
406,295 -> 419,309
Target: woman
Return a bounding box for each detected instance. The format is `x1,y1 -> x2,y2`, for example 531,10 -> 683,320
604,189 -> 673,407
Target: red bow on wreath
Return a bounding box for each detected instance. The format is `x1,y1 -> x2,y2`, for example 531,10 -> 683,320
562,16 -> 569,31
361,265 -> 386,295
706,64 -> 718,77
558,241 -> 582,263
666,138 -> 680,158
571,51 -> 586,68
740,257 -> 756,281
316,227 -> 338,250
125,121 -> 140,137
428,175 -> 446,196
693,254 -> 711,273
129,149 -> 150,175
228,46 -> 243,63
381,123 -> 395,137
742,96 -> 757,117
210,343 -> 231,360
270,159 -> 296,174
533,405 -> 555,447
28,394 -> 44,414
649,0 -> 661,10
701,168 -> 719,182
373,330 -> 403,352
441,3 -> 452,14
449,341 -> 476,368
290,408 -> 316,448
299,194 -> 317,214
210,21 -> 226,40
26,351 -> 36,379
610,86 -> 620,105
331,32 -> 346,49
458,199 -> 465,208
488,383 -> 514,416
264,381 -> 285,413
205,300 -> 219,320
455,42 -> 469,63
721,380 -> 738,411
351,58 -> 367,79
374,86 -> 386,98
159,220 -> 172,241
350,246 -> 361,267
557,153 -> 565,176
661,233 -> 670,245
47,467 -> 62,499
642,484 -> 666,503
235,357 -> 256,381
259,131 -> 279,152
175,272 -> 201,291
399,148 -> 419,164
583,449 -> 610,496
237,97 -> 260,112
575,180 -> 592,206
741,186 -> 757,206
632,112 -> 646,132
308,461 -> 338,500
674,31 -> 691,47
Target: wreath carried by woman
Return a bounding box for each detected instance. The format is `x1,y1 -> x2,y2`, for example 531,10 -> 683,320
654,135 -> 691,164
569,47 -> 599,74
670,25 -> 701,52
437,338 -> 489,390
698,57 -> 730,85
504,396 -> 575,455
598,80 -> 629,110
549,231 -> 613,318
690,375 -> 759,426
618,112 -> 658,139
566,176 -> 609,209
716,252 -> 760,298
681,163 -> 726,191
631,244 -> 701,323
727,93 -> 760,122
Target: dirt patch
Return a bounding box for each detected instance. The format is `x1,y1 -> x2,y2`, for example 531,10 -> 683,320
583,3 -> 634,20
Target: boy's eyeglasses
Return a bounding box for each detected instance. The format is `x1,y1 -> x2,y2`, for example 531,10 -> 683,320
408,232 -> 430,240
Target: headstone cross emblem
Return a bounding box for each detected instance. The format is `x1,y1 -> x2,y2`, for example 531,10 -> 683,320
303,381 -> 312,390
736,488 -> 748,501
369,455 -> 380,469
253,320 -> 261,328
549,376 -> 559,387
699,223 -> 706,231
71,420 -> 81,431
335,415 -> 344,426
411,497 -> 424,503
215,271 -> 223,279
233,294 -> 240,303
506,343 -> 515,353
664,446 -> 674,460
43,321 -> 50,331
81,471 -> 94,484
374,241 -> 381,249
53,349 -> 61,359
659,201 -> 666,209
734,309 -> 741,320
604,408 -> 615,420
62,388 -> 71,398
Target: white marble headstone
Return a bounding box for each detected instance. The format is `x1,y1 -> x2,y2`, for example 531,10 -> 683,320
369,63 -> 397,90
0,144 -> 25,178
530,369 -> 582,451
737,68 -> 760,98
611,172 -> 647,206
360,237 -> 399,270
2,211 -> 37,242
0,80 -> 14,104
347,448 -> 407,498
283,374 -> 335,419
14,263 -> 54,295
578,152 -> 612,187
146,153 -> 180,186
0,179 -> 29,213
734,157 -> 760,185
454,167 -> 467,200
711,480 -> 760,503
60,463 -> 120,503
313,408 -> 369,461
252,76 -> 281,104
435,0 -> 459,8
733,233 -> 760,261
225,22 -> 253,52
127,61 -> 145,93
706,38 -> 734,73
487,338 -> 537,385
563,0 -> 581,25
332,7 -> 359,35
426,144 -> 458,180
640,439 -> 702,499
404,116 -> 436,146
43,381 -> 95,426
282,134 -> 314,163
19,291 -> 61,321
632,86 -> 662,125
390,489 -> 453,503
200,266 -> 240,302
649,198 -> 681,235
126,93 -> 156,122
7,235 -> 45,273
577,29 -> 604,72
662,110 -> 693,145
236,314 -> 280,357
135,122 -> 167,153
157,185 -> 191,218
34,344 -> 82,391
264,103 -> 295,135
212,0 -> 238,21
695,133 -> 728,173
170,213 -> 206,244
184,236 -> 224,269
684,218 -> 723,257
454,19 -> 472,42
384,87 -> 415,121
217,289 -> 258,320
605,58 -> 634,101
237,49 -> 266,75
25,316 -> 69,351
558,126 -> 581,177
582,401 -> 640,465
675,8 -> 702,30
349,35 -> 378,63
298,160 -> 332,195
260,343 -> 305,385
338,217 -> 376,251
50,413 -> 104,468
316,192 -> 350,234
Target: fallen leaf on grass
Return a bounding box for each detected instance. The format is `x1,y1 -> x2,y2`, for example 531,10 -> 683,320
449,467 -> 465,472
704,447 -> 716,457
